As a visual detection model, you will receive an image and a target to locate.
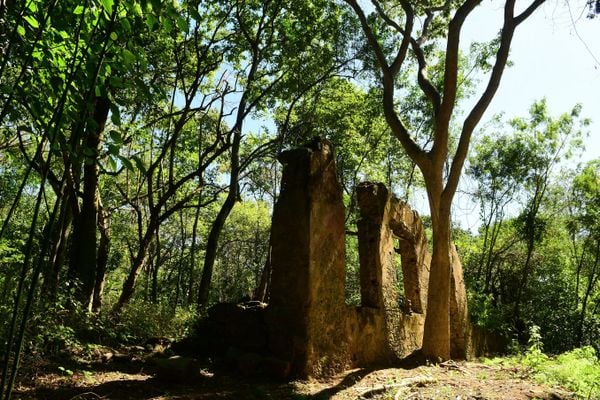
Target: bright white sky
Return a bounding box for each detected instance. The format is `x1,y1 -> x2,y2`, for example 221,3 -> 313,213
462,0 -> 599,161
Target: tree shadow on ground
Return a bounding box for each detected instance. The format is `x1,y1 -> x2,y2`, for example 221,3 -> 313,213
13,351 -> 428,399
308,368 -> 373,399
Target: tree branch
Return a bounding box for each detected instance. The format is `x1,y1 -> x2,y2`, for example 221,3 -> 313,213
444,0 -> 545,202
344,0 -> 390,72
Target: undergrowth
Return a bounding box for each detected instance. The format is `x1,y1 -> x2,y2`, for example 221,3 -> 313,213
24,300 -> 197,357
485,325 -> 600,399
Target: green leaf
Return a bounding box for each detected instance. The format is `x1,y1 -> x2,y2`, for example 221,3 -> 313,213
110,31 -> 118,40
119,155 -> 134,171
120,17 -> 132,32
109,76 -> 124,88
109,130 -> 123,144
176,16 -> 188,33
121,48 -> 136,66
107,155 -> 117,171
17,25 -> 26,36
145,13 -> 157,30
100,0 -> 114,14
190,8 -> 201,22
132,3 -> 143,17
73,5 -> 84,14
132,155 -> 146,173
161,16 -> 173,32
108,143 -> 120,156
110,105 -> 121,126
24,15 -> 39,28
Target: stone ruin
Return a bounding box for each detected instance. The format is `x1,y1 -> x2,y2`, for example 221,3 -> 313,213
186,138 -> 502,379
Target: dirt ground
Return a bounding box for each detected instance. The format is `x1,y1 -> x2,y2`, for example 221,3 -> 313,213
11,349 -> 576,400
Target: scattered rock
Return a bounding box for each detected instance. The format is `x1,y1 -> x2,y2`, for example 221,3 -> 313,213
152,355 -> 201,382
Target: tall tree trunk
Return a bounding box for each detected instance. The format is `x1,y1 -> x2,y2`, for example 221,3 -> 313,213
187,203 -> 202,305
92,196 -> 110,312
253,244 -> 271,302
42,195 -> 73,303
68,96 -> 109,311
421,185 -> 452,360
577,240 -> 599,345
197,121 -> 244,309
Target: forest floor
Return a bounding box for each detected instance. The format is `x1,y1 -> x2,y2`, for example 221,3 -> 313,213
12,345 -> 578,400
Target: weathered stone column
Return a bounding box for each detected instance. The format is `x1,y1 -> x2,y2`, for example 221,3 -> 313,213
356,182 -> 397,311
388,200 -> 430,314
266,138 -> 349,378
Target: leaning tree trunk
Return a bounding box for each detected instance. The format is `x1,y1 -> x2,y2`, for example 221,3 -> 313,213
42,194 -> 73,303
113,226 -> 154,311
197,191 -> 237,308
196,123 -> 243,309
253,243 -> 271,302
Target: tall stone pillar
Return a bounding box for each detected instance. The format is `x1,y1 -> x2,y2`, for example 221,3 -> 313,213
266,138 -> 349,377
356,182 -> 397,312
388,200 -> 430,314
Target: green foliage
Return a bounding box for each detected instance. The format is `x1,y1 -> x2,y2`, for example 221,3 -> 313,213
210,200 -> 271,303
108,301 -> 197,343
487,330 -> 600,399
517,338 -> 600,399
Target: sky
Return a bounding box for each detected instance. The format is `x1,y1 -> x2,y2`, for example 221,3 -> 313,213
425,0 -> 600,230
462,0 -> 599,161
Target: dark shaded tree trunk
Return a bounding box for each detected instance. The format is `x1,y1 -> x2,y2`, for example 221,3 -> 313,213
187,204 -> 202,305
253,244 -> 271,302
92,197 -> 110,312
42,195 -> 73,303
577,240 -> 599,345
68,96 -> 109,311
114,227 -> 154,311
197,189 -> 238,308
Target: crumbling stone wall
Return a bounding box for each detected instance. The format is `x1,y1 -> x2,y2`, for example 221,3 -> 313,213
187,138 -> 477,379
349,182 -> 429,365
265,139 -> 434,376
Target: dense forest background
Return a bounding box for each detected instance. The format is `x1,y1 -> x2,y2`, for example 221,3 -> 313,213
0,0 -> 598,397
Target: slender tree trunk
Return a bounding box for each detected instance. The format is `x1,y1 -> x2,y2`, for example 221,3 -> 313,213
114,228 -> 154,311
197,118 -> 244,308
197,192 -> 237,308
253,243 -> 271,302
42,195 -> 73,303
187,203 -> 201,305
92,197 -> 110,312
577,240 -> 599,345
484,218 -> 503,293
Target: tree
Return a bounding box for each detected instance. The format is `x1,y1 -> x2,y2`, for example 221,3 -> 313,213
568,159 -> 600,346
467,132 -> 529,293
196,0 -> 353,308
509,100 -> 587,322
345,0 -> 546,359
